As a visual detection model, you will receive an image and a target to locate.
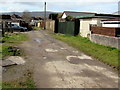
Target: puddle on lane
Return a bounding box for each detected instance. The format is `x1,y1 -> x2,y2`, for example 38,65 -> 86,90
66,55 -> 93,64
34,38 -> 43,43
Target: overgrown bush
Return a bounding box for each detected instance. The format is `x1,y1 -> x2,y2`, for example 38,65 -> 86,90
65,16 -> 73,21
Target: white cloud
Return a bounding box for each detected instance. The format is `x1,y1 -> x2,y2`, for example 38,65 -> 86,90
7,7 -> 22,12
0,0 -> 119,3
0,1 -> 118,13
0,2 -> 44,12
47,2 -> 118,13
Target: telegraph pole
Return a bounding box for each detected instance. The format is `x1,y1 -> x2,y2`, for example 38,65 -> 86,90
44,2 -> 46,30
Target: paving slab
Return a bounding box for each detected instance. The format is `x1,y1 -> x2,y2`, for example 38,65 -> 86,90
2,60 -> 16,67
2,56 -> 25,67
45,48 -> 58,53
7,56 -> 25,65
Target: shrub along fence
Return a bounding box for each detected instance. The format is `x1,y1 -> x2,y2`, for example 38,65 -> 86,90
91,26 -> 120,37
55,19 -> 80,36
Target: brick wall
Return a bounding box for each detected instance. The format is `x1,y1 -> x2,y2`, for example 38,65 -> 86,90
91,26 -> 120,37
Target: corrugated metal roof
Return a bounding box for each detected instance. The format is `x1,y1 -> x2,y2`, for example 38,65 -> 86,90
76,14 -> 95,18
63,11 -> 96,18
76,14 -> 120,19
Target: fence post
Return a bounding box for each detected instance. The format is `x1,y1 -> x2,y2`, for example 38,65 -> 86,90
1,21 -> 4,37
74,19 -> 80,36
54,19 -> 59,33
2,21 -> 5,37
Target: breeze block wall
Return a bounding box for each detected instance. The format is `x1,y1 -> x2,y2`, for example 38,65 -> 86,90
90,34 -> 120,50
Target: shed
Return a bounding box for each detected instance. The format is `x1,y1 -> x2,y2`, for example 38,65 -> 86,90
76,14 -> 120,37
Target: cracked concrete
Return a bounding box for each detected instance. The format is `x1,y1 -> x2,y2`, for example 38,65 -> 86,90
5,30 -> 118,88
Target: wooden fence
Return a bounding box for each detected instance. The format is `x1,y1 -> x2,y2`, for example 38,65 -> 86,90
91,26 -> 120,37
46,20 -> 55,32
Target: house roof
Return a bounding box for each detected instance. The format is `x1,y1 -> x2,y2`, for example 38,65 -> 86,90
0,19 -> 12,21
0,15 -> 11,19
57,13 -> 63,18
31,16 -> 43,20
0,19 -> 24,22
11,14 -> 23,21
62,11 -> 96,18
76,13 -> 120,19
113,11 -> 120,15
0,14 -> 23,22
11,14 -> 22,19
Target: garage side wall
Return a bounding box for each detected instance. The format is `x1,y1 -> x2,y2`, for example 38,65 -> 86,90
79,18 -> 108,37
80,19 -> 92,37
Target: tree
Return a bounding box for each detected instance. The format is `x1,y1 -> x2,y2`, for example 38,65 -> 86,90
49,13 -> 58,20
65,16 -> 73,21
22,10 -> 31,23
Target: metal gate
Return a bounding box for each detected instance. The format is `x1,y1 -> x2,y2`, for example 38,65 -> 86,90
57,20 -> 80,36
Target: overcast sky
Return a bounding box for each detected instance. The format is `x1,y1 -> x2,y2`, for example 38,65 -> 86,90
0,0 -> 119,14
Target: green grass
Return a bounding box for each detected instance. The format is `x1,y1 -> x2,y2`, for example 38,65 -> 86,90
3,33 -> 28,44
52,34 -> 119,68
2,33 -> 36,88
2,45 -> 22,58
1,33 -> 28,58
2,70 -> 36,88
2,79 -> 35,88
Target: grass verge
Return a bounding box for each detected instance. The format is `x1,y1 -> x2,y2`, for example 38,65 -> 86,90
1,33 -> 28,58
2,46 -> 23,58
3,33 -> 28,44
2,33 -> 36,88
52,34 -> 119,69
2,70 -> 35,88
